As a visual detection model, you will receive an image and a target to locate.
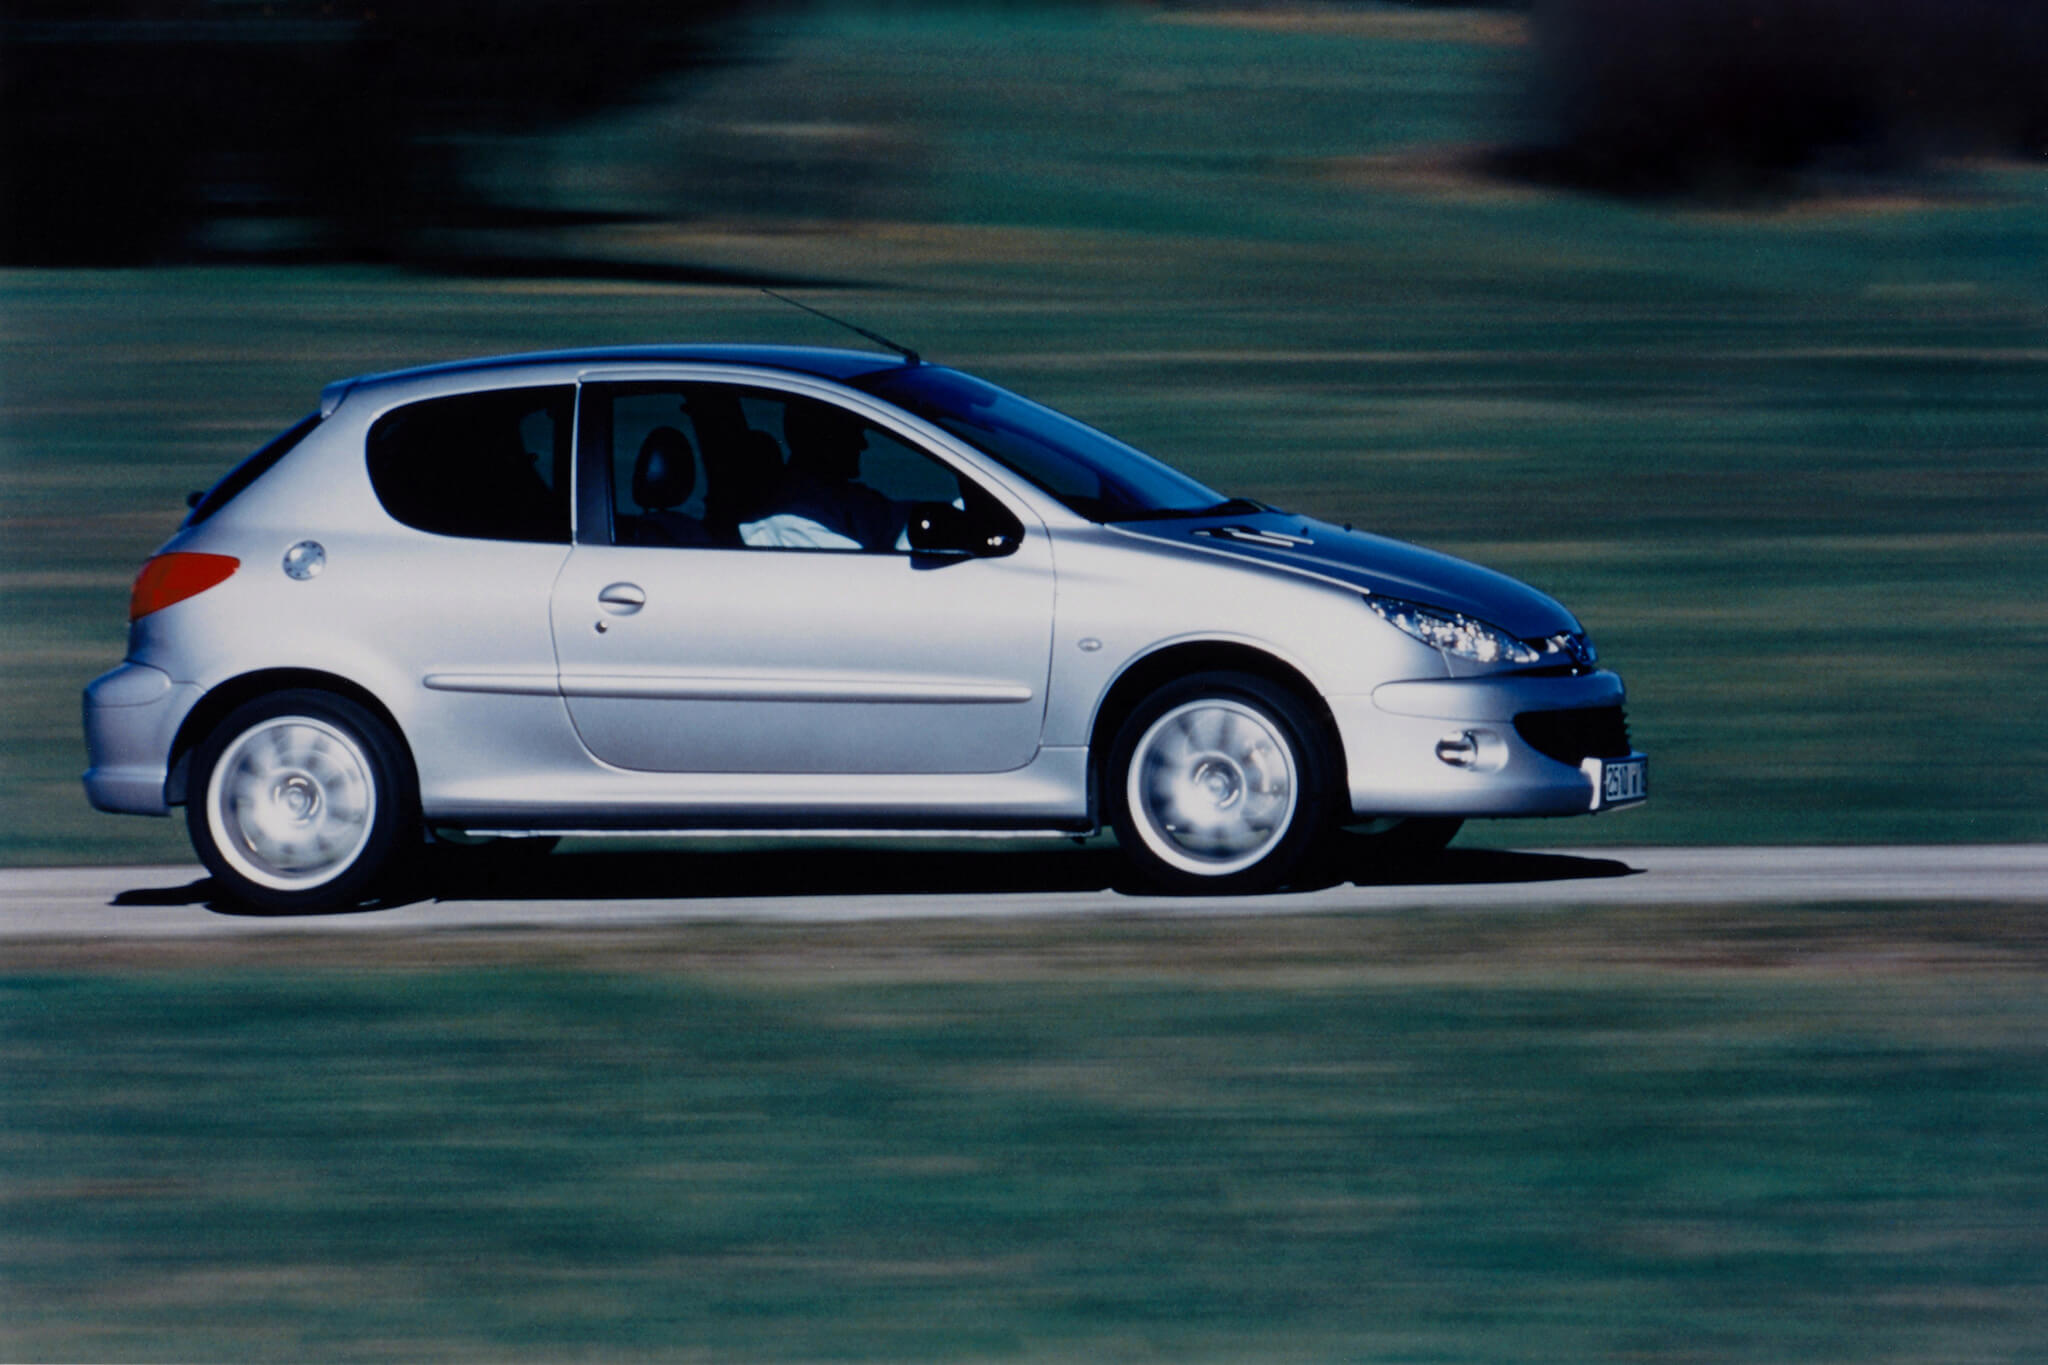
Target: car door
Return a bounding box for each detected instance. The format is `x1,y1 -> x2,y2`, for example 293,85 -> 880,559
549,378 -> 1056,775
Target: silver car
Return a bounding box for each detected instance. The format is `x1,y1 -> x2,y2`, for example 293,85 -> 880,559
84,344 -> 1645,910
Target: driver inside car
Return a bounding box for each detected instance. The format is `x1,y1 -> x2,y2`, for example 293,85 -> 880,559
740,399 -> 902,551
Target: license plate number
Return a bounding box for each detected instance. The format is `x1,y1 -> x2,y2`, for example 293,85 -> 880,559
1583,755 -> 1647,810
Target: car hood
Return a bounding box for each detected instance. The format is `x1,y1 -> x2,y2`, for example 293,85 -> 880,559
1112,512 -> 1580,639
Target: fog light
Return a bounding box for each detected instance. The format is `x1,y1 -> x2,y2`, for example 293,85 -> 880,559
1435,732 -> 1479,767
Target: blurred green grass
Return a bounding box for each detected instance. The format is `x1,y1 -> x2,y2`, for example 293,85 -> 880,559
3,5 -> 2045,863
5,906 -> 2046,1362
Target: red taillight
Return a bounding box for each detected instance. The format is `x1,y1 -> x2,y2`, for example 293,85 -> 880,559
129,552 -> 239,621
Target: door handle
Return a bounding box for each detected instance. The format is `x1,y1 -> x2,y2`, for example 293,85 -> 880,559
597,582 -> 646,614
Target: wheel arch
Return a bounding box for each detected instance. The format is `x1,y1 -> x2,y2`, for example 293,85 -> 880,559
1084,640 -> 1347,823
166,669 -> 416,808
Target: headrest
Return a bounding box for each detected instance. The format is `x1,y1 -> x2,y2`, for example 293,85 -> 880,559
632,427 -> 695,509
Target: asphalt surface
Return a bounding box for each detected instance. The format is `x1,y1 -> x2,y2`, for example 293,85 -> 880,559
1,844 -> 2043,940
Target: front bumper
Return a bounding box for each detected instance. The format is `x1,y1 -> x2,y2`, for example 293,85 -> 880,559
82,662 -> 200,816
1329,668 -> 1645,820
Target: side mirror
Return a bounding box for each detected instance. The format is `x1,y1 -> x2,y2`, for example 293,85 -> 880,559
907,500 -> 1021,558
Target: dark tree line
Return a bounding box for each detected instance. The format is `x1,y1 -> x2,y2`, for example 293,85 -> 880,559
0,0 -> 757,264
11,0 -> 2036,264
1516,0 -> 2048,197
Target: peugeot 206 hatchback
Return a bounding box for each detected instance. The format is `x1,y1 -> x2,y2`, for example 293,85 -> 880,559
84,344 -> 1646,911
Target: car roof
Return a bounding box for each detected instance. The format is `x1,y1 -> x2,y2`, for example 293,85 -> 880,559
320,344 -> 912,415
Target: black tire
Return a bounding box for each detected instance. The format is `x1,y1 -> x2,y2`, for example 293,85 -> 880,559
186,690 -> 418,914
1107,671 -> 1338,894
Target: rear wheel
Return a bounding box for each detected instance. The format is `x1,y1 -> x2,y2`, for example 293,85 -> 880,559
187,690 -> 416,913
1108,671 -> 1336,893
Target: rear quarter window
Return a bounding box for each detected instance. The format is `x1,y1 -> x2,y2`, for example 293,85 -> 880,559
366,386 -> 574,543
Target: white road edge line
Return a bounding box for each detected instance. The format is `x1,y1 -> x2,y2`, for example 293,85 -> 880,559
1,846 -> 2045,940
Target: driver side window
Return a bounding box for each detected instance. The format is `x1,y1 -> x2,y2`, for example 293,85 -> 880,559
588,383 -> 973,553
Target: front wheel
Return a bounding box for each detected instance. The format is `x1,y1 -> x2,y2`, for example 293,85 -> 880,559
187,690 -> 417,913
1108,672 -> 1337,894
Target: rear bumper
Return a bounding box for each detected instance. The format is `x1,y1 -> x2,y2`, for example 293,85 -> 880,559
1330,669 -> 1644,820
82,663 -> 199,816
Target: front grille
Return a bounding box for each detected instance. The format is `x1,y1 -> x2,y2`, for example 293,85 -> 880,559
1513,706 -> 1633,764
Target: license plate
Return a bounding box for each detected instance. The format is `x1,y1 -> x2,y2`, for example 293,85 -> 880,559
1581,755 -> 1647,810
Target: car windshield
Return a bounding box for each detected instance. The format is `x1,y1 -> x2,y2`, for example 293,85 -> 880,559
852,365 -> 1238,522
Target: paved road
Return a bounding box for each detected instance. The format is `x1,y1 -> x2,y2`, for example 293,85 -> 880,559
1,845 -> 2043,940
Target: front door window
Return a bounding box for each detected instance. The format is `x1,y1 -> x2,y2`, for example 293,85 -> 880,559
591,383 -> 979,553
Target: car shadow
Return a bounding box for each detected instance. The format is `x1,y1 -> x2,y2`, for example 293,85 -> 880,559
1323,841 -> 1642,891
114,840 -> 1640,916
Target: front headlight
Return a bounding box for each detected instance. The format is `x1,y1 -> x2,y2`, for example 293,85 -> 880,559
1364,595 -> 1542,665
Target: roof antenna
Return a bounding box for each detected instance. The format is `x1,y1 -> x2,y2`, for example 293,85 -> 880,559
761,288 -> 921,366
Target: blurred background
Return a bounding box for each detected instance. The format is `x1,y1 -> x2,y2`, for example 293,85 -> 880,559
2,0 -> 2045,861
5,7 -> 2048,1362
